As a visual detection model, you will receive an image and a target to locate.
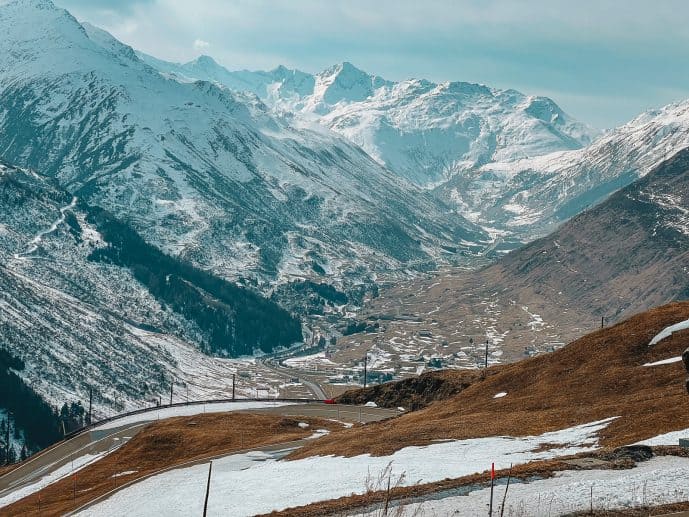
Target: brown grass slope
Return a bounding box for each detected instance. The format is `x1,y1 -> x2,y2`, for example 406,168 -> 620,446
293,301 -> 689,459
335,369 -> 485,410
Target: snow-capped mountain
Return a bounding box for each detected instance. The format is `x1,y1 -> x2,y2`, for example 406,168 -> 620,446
0,0 -> 485,291
436,100 -> 689,241
139,55 -> 598,186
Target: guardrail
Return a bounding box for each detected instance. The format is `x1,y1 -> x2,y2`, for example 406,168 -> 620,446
65,397 -> 322,439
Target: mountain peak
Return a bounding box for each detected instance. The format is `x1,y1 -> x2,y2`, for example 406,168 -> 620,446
193,54 -> 218,67
315,61 -> 389,105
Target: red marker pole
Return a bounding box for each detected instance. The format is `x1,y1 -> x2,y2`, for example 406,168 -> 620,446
489,462 -> 495,517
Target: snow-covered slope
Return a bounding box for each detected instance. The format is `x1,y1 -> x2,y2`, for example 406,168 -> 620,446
0,0 -> 484,290
436,100 -> 689,241
140,56 -> 597,186
0,163 -> 261,415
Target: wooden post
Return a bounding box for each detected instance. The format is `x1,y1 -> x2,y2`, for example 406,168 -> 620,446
170,381 -> 173,406
489,462 -> 495,517
601,316 -> 604,329
203,461 -> 213,517
485,340 -> 489,369
232,374 -> 236,401
500,463 -> 512,517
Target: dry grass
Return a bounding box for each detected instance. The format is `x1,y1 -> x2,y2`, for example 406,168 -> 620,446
291,302 -> 689,460
335,368 -> 486,410
3,413 -> 341,517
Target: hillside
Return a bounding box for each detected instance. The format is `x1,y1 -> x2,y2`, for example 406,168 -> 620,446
9,302 -> 689,517
436,100 -> 689,240
328,146 -> 689,374
0,163 -> 304,432
294,301 -> 689,459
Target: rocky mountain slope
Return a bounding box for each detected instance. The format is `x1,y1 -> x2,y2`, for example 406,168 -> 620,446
140,54 -> 597,188
327,147 -> 689,373
0,162 -> 303,428
0,0 -> 484,291
436,100 -> 689,241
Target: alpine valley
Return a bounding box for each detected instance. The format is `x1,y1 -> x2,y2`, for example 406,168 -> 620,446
2,0 -> 689,457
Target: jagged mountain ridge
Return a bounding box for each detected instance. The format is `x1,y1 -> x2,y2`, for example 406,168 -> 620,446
436,100 -> 689,241
0,0 -> 485,290
138,54 -> 597,187
141,54 -> 689,249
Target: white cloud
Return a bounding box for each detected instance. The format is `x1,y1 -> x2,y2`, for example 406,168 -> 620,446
193,39 -> 210,51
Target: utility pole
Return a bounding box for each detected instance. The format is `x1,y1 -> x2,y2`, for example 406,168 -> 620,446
169,381 -> 173,406
232,374 -> 236,401
88,387 -> 93,426
363,352 -> 368,389
5,417 -> 10,464
601,316 -> 605,329
485,340 -> 489,369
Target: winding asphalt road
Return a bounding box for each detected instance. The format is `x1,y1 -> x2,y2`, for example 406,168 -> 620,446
0,401 -> 397,503
258,358 -> 329,399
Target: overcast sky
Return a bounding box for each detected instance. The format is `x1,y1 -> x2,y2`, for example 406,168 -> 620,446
58,0 -> 689,129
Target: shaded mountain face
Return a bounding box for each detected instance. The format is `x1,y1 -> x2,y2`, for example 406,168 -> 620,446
139,54 -> 597,188
494,146 -> 689,324
0,0 -> 485,289
0,164 -> 302,417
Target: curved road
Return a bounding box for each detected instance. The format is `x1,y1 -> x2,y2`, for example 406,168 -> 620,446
258,358 -> 328,399
0,401 -> 397,503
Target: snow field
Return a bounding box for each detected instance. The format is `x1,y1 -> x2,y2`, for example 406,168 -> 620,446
79,418 -> 614,516
359,455 -> 689,517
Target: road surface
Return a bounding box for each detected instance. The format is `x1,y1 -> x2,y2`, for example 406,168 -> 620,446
258,357 -> 329,399
0,401 -> 397,504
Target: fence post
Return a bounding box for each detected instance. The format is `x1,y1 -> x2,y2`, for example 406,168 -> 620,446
203,461 -> 213,517
489,462 -> 494,517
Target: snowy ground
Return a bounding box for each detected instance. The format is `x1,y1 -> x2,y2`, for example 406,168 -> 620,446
77,418 -> 614,516
649,318 -> 689,346
357,455 -> 689,517
93,401 -> 297,431
0,451 -> 108,508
